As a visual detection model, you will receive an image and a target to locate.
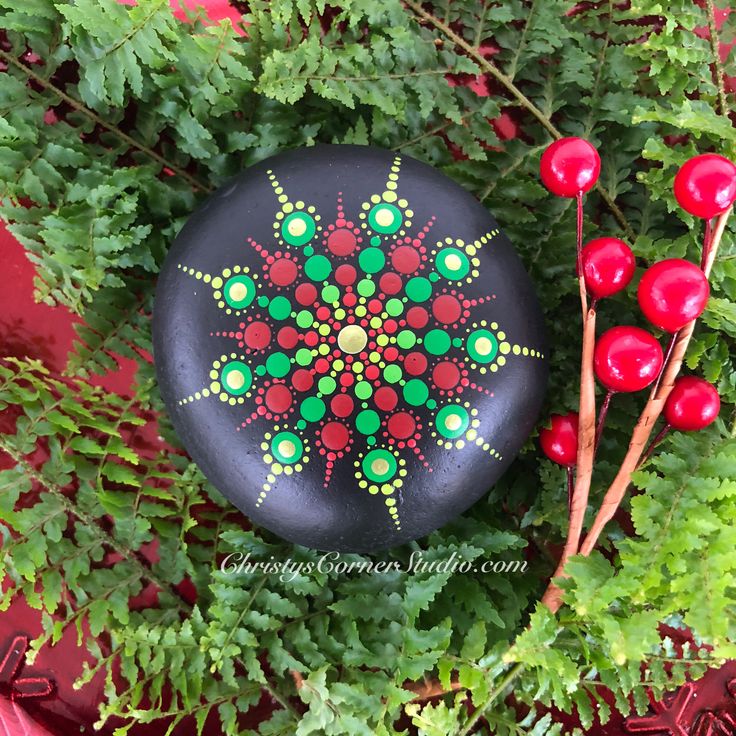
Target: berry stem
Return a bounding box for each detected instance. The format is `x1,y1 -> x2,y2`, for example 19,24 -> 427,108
575,192 -> 584,278
594,390 -> 614,451
638,424 -> 671,468
701,218 -> 713,270
578,206 -> 731,558
650,331 -> 678,396
566,465 -> 574,512
541,195 -> 597,611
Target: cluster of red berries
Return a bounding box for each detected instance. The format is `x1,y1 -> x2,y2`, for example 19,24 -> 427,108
538,139 -> 733,469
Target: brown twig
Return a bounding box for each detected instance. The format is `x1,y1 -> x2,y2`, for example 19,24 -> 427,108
578,206 -> 731,556
541,195 -> 597,612
704,0 -> 730,118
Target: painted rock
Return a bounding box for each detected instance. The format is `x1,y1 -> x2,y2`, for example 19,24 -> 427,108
154,145 -> 547,552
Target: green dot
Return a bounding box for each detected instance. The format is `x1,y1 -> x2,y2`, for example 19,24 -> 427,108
403,379 -> 429,406
271,431 -> 303,464
424,329 -> 451,355
429,272 -> 440,282
452,338 -> 463,348
296,419 -> 307,430
303,245 -> 314,256
255,365 -> 266,376
296,309 -> 314,329
467,329 -> 499,363
357,279 -> 376,297
322,284 -> 340,304
436,404 -> 470,439
305,254 -> 332,282
356,409 -> 380,435
383,364 -> 402,384
295,348 -> 313,366
269,295 -> 292,320
359,248 -> 386,274
224,275 -> 256,309
367,436 -> 376,446
362,448 -> 397,482
368,203 -> 402,234
282,212 -> 316,246
385,298 -> 404,317
370,236 -> 381,246
220,361 -> 252,396
266,352 -> 290,378
396,330 -> 416,349
300,396 -> 326,422
257,295 -> 269,307
426,399 -> 437,410
437,248 -> 470,279
355,381 -> 373,400
405,277 -> 432,302
318,376 -> 337,395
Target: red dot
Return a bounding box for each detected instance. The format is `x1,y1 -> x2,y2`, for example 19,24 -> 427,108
331,394 -> 354,417
315,358 -> 330,374
340,372 -> 354,387
304,331 -> 319,346
321,421 -> 349,450
292,369 -> 314,392
296,283 -> 317,305
432,294 -> 462,324
327,229 -> 357,257
277,326 -> 298,349
433,361 -> 460,389
379,272 -> 402,295
243,321 -> 271,349
343,293 -> 358,308
365,365 -> 380,380
316,306 -> 331,321
407,307 -> 429,329
368,298 -> 383,314
335,264 -> 357,286
392,245 -> 421,274
269,258 -> 298,286
383,319 -> 398,334
383,347 -> 399,362
265,384 -> 292,413
374,386 -> 398,411
404,352 -> 427,376
388,412 -> 416,439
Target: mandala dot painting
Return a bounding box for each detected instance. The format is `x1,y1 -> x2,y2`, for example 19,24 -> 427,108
153,145 -> 547,552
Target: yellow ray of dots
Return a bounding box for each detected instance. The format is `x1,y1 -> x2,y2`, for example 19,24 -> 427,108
177,263 -> 258,316
465,319 -> 544,375
353,452 -> 407,530
434,231 -> 498,284
359,155 -> 414,237
257,427 -> 310,509
177,353 -> 252,407
428,402 -> 503,459
266,169 -> 320,244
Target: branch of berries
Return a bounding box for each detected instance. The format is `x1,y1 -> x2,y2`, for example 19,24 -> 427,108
537,143 -> 736,612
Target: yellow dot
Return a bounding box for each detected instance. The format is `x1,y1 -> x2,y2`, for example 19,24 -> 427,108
278,440 -> 296,458
338,324 -> 368,354
229,282 -> 247,302
475,337 -> 492,356
371,458 -> 389,475
375,207 -> 394,228
445,413 -> 462,431
227,370 -> 244,390
288,218 -> 306,237
445,253 -> 462,271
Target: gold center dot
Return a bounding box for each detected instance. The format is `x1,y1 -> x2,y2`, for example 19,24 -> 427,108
371,458 -> 389,476
288,218 -> 306,237
229,282 -> 248,301
475,337 -> 492,356
444,414 -> 462,431
375,207 -> 394,228
338,324 -> 368,354
278,440 -> 296,458
227,370 -> 245,390
445,253 -> 462,271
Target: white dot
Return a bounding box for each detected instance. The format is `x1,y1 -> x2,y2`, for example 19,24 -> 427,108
229,282 -> 248,301
445,253 -> 462,271
288,218 -> 307,237
475,337 -> 492,356
371,458 -> 389,475
375,207 -> 394,228
278,440 -> 296,458
227,370 -> 244,390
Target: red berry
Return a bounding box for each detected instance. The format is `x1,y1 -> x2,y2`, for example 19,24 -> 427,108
581,237 -> 636,299
673,153 -> 736,219
637,258 -> 709,333
663,376 -> 720,431
594,326 -> 664,393
540,412 -> 579,466
540,138 -> 601,198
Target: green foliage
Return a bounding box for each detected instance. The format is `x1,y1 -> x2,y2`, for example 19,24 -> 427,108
0,0 -> 735,734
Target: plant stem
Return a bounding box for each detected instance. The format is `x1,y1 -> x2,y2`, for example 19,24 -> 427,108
594,390 -> 614,451
541,195 -> 597,612
0,50 -> 211,194
402,0 -> 635,240
638,424 -> 670,468
456,663 -> 525,736
578,207 -> 731,556
704,0 -> 730,117
566,465 -> 574,512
